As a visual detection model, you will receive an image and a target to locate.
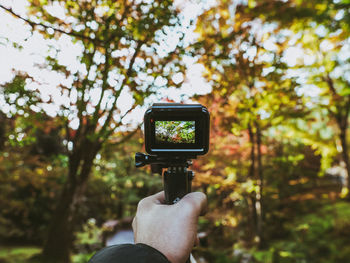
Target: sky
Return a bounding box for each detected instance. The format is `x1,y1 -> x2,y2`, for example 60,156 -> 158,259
1,0 -> 348,130
0,0 -> 214,129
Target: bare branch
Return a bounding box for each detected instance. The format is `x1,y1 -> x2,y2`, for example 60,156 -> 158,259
0,5 -> 100,44
74,47 -> 97,144
109,126 -> 140,146
324,74 -> 338,96
92,38 -> 111,126
96,39 -> 146,141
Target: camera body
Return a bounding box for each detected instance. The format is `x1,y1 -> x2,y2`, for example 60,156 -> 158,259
144,103 -> 210,158
136,103 -> 210,205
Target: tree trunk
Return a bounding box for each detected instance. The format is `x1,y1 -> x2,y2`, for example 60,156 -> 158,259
42,142 -> 99,263
256,121 -> 265,248
247,124 -> 258,240
339,118 -> 350,197
42,178 -> 85,262
0,112 -> 6,151
248,124 -> 256,180
326,76 -> 350,198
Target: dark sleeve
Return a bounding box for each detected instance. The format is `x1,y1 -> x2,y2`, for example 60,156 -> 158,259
88,243 -> 171,263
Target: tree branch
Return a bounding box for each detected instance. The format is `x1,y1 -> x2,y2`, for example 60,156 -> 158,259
96,39 -> 146,141
324,74 -> 338,96
92,34 -> 111,126
74,47 -> 97,145
108,125 -> 141,146
0,5 -> 100,44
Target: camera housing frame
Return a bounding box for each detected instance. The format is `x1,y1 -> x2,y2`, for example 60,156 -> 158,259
144,103 -> 210,158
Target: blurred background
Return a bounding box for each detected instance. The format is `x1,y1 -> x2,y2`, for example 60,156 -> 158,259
0,0 -> 349,262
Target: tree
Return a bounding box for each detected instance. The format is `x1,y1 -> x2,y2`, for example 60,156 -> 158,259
0,74 -> 67,244
192,0 -> 305,246
250,0 -> 350,197
1,1 -> 185,261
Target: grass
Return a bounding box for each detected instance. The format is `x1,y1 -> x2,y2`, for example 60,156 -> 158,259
0,246 -> 41,263
0,246 -> 94,263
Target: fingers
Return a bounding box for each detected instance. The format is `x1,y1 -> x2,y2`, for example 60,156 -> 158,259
180,192 -> 208,216
137,191 -> 165,211
132,217 -> 137,240
146,191 -> 165,204
137,191 -> 207,217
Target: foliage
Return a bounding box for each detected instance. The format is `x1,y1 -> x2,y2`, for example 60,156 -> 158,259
249,0 -> 350,192
0,0 -> 188,261
0,0 -> 350,262
0,247 -> 41,263
0,126 -> 160,243
75,219 -> 102,247
82,135 -> 163,223
192,0 -> 309,248
0,143 -> 66,243
0,73 -> 42,117
250,201 -> 350,263
0,246 -> 95,263
155,120 -> 195,143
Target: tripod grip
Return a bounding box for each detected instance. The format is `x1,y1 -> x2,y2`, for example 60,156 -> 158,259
163,167 -> 193,205
163,167 -> 194,263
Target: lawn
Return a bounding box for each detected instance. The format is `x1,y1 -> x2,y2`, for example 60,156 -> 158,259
0,246 -> 94,263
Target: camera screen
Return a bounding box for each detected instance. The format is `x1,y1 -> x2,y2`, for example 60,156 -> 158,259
155,121 -> 195,144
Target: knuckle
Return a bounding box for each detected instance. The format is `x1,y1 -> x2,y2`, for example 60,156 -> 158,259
136,197 -> 153,214
181,192 -> 207,215
193,191 -> 207,202
137,197 -> 148,210
181,199 -> 196,215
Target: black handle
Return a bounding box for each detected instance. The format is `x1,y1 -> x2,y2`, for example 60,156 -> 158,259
163,166 -> 194,263
163,167 -> 192,204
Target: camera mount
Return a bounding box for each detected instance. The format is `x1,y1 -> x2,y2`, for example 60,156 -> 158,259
135,152 -> 194,204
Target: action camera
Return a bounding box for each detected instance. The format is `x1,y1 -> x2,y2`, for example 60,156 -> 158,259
135,103 -> 210,205
144,103 -> 210,158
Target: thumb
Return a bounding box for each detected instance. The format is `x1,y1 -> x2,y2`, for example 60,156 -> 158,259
180,192 -> 207,217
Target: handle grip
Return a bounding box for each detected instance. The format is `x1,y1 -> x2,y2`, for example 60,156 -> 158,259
163,168 -> 193,204
163,167 -> 195,263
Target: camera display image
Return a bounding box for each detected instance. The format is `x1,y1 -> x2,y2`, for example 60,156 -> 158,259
155,121 -> 195,144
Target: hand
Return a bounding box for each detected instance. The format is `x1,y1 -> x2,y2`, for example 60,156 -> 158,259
132,191 -> 207,263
